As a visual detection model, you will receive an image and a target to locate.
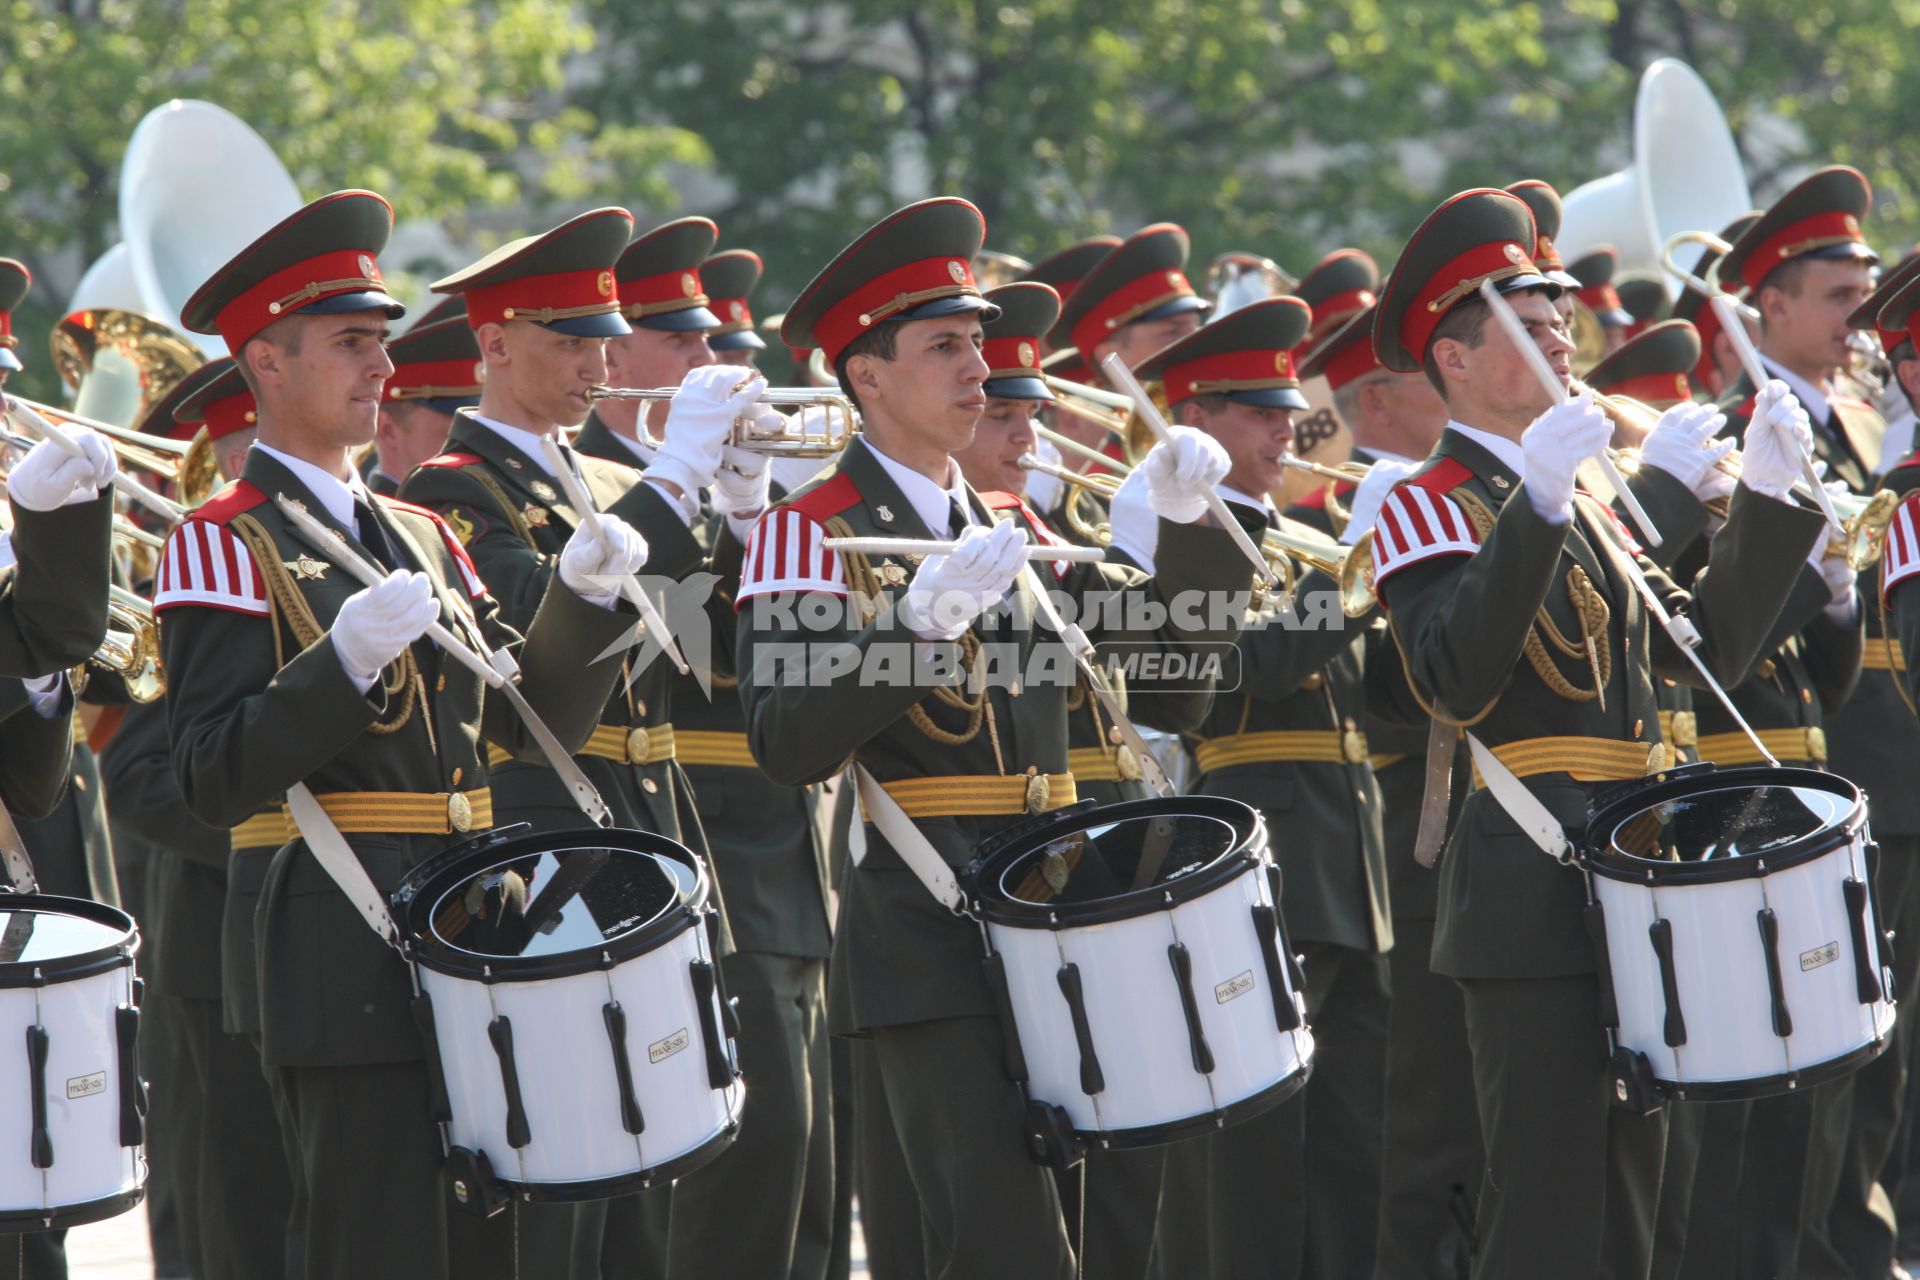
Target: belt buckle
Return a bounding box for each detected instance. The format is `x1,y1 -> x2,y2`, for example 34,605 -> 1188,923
1116,744 -> 1143,782
627,727 -> 649,765
447,791 -> 473,833
1025,774 -> 1052,814
1342,729 -> 1366,765
1806,726 -> 1827,765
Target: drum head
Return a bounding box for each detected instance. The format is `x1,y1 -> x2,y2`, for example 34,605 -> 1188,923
1585,766 -> 1863,883
0,895 -> 137,988
396,827 -> 706,978
972,797 -> 1263,925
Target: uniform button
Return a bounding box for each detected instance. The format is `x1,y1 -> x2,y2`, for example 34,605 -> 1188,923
642,778 -> 660,795
1802,689 -> 1813,704
451,767 -> 463,787
635,699 -> 648,717
1633,719 -> 1643,737
437,674 -> 447,692
1108,727 -> 1123,745
72,774 -> 86,791
1355,790 -> 1367,806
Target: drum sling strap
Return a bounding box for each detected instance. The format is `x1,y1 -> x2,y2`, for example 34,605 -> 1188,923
1464,733 -> 1575,865
0,785 -> 36,894
851,764 -> 965,913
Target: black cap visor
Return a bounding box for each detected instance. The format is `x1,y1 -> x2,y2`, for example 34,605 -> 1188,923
636,304 -> 722,333
984,376 -> 1052,402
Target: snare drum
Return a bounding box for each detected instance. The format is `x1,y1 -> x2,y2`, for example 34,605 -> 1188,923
1583,765 -> 1896,1106
394,826 -> 743,1208
969,797 -> 1313,1159
0,895 -> 145,1231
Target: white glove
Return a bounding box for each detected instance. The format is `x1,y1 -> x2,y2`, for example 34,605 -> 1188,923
558,515 -> 650,609
1103,468 -> 1160,572
1142,427 -> 1231,524
1810,484 -> 1860,614
645,366 -> 766,500
332,570 -> 440,692
7,430 -> 116,512
1520,393 -> 1612,523
1638,402 -> 1735,499
894,519 -> 1027,641
710,405 -> 773,520
1340,458 -> 1415,546
1739,380 -> 1815,500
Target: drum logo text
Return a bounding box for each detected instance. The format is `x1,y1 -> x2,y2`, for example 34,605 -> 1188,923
1215,971 -> 1256,1004
1800,941 -> 1840,972
66,1071 -> 106,1101
649,1027 -> 690,1064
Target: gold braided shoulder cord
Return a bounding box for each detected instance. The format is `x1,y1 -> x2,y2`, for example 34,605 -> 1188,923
231,513 -> 416,736
463,467 -> 539,548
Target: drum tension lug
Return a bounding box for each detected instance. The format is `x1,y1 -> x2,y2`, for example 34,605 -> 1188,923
445,1146 -> 509,1219
1608,1047 -> 1664,1115
1021,1100 -> 1083,1172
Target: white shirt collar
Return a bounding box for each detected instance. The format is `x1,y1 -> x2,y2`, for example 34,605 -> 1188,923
469,412 -> 559,477
1443,420 -> 1527,480
1354,445 -> 1418,467
1760,354 -> 1831,428
1219,482 -> 1275,514
252,442 -> 368,535
860,437 -> 973,537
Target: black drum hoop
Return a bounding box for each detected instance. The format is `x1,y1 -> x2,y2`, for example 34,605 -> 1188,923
968,796 -> 1266,929
1581,764 -> 1865,887
494,1120 -> 738,1203
1055,1056 -> 1311,1151
0,1183 -> 144,1233
393,825 -> 708,982
1641,1032 -> 1889,1104
0,895 -> 138,990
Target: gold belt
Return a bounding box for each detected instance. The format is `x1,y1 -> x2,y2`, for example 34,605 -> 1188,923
287,788 -> 492,836
1863,638 -> 1907,673
673,729 -> 757,769
1471,736 -> 1669,789
488,722 -> 677,769
860,772 -> 1078,821
1369,754 -> 1407,771
1658,710 -> 1698,750
1066,746 -> 1145,784
230,810 -> 294,850
1193,728 -> 1369,774
1696,726 -> 1827,767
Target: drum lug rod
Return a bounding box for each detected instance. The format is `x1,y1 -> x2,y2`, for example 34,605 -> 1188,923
1648,919 -> 1687,1048
1055,963 -> 1106,1096
1250,905 -> 1302,1033
601,1002 -> 647,1136
25,1025 -> 51,1170
1844,877 -> 1887,1004
114,1005 -> 146,1147
486,1016 -> 533,1150
1756,908 -> 1793,1038
1166,944 -> 1217,1075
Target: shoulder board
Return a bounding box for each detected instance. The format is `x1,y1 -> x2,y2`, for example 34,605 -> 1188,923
187,479 -> 268,527
781,470 -> 862,523
1406,456 -> 1472,497
1883,492 -> 1920,600
417,451 -> 485,470
153,514 -> 268,615
378,497 -> 486,599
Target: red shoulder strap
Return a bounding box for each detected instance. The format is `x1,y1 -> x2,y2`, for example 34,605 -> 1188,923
1408,456 -> 1472,496
784,470 -> 863,522
416,450 -> 485,470
976,490 -> 1024,510
189,479 -> 268,525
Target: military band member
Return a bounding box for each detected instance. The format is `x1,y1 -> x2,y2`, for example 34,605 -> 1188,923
370,310 -> 481,496
1050,222 -> 1211,394
737,197 -> 1255,1278
1567,246 -> 1633,356
1016,237 -> 1126,531
1022,235 -> 1123,363
701,247 -> 768,369
1617,277 -> 1670,345
1295,250 -> 1379,347
1669,213 -> 1763,402
1503,180 -> 1585,293
1365,187 -> 1823,1279
156,190 -> 646,1280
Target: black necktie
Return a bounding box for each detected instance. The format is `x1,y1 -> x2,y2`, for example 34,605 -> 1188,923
948,495 -> 970,539
354,497 -> 400,572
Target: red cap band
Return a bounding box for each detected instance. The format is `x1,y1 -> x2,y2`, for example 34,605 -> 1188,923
1321,336 -> 1383,391
620,267 -> 707,319
217,248 -> 386,351
0,312 -> 11,341
1577,282 -> 1625,317
1310,288 -> 1375,333
1401,240 -> 1541,365
1163,348 -> 1298,406
709,296 -> 755,335
465,268 -> 619,329
983,333 -> 1044,381
1070,268 -> 1196,359
195,392 -> 259,442
1595,370 -> 1691,407
1742,210 -> 1866,293
385,357 -> 484,403
814,256 -> 978,366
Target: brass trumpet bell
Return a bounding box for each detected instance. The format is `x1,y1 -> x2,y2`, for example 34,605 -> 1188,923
51,308 -> 206,430
100,584 -> 165,702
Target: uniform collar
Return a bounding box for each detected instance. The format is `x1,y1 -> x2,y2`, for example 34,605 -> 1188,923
1351,444 -> 1419,467
860,436 -> 974,537
1443,420 -> 1527,481
1759,353 -> 1832,427
1219,482 -> 1274,513
250,441 -> 369,534
602,427 -> 656,468
469,412 -> 560,477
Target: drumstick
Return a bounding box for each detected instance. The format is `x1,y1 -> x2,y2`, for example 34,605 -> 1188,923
822,537 -> 1104,563
1477,283 -> 1778,768
1476,282 -> 1662,549
1099,354 -> 1277,587
536,435 -> 692,676
1,404 -> 186,526
1709,293 -> 1846,535
277,494 -> 615,826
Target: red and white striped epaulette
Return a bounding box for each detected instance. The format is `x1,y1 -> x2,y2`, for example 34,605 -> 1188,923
1881,491 -> 1920,599
1370,457 -> 1480,589
978,490 -> 1074,579
153,481 -> 270,616
736,472 -> 862,604
380,497 -> 486,599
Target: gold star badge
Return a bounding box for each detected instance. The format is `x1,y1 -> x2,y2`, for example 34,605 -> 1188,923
530,480 -> 558,502
523,504 -> 551,528
880,562 -> 909,587
284,555 -> 328,580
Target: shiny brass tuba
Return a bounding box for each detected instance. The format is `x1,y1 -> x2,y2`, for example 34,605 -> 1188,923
50,308 -> 206,430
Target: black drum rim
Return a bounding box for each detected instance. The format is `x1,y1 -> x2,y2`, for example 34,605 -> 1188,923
0,1182 -> 144,1232
0,894 -> 138,989
1049,1054 -> 1312,1151
394,825 -> 709,981
968,796 -> 1266,928
1643,1030 -> 1889,1103
1580,764 -> 1865,886
495,1118 -> 739,1203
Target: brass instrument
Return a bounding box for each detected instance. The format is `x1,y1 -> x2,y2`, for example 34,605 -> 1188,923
1660,230 -> 1760,322
1570,297 -> 1609,376
1121,378 -> 1172,466
1041,375 -> 1130,436
1033,424 -> 1131,475
1017,451 -> 1121,546
2,392 -> 217,507
1204,252 -> 1297,315
1833,488 -> 1901,570
98,584 -> 165,702
972,250 -> 1033,289
1569,377 -> 1664,448
50,307 -> 206,430
585,385 -> 857,457
1278,454 -> 1371,536
1259,517 -> 1376,619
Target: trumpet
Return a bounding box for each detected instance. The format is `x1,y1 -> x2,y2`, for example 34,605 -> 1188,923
1018,451 -> 1121,546
1033,424 -> 1132,475
98,584 -> 165,702
1041,375 -> 1130,436
1660,230 -> 1761,323
2,393 -> 215,512
1259,518 -> 1376,619
585,385 -> 857,457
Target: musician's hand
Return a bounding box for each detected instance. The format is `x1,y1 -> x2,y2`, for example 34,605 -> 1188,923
711,442 -> 772,519
1810,485 -> 1860,615
332,569 -> 439,693
1740,380 -> 1814,500
1143,426 -> 1231,524
894,519 -> 1026,641
1639,402 -> 1735,499
647,365 -> 767,499
559,515 -> 649,609
1520,392 -> 1610,523
1341,458 -> 1414,547
8,430 -> 117,512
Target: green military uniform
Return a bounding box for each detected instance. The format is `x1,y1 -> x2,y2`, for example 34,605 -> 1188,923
161,190 -> 634,1280
1369,188 -> 1825,1280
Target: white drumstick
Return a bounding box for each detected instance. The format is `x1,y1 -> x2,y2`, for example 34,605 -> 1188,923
1708,293 -> 1846,535
2,402 -> 187,525
823,537 -> 1104,562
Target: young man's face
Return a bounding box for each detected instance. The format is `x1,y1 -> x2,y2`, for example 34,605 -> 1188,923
1760,258 -> 1876,379
258,311 -> 395,448
952,396 -> 1039,495
495,322 -> 609,428
605,327 -> 716,432
1444,288 -> 1573,422
376,403 -> 456,480
1186,397 -> 1296,497
853,314 -> 990,456
1095,310 -> 1204,379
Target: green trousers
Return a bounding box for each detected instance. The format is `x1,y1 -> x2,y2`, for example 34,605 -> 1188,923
853,1035 -> 924,1279
175,999 -> 294,1279
1458,973 -> 1666,1280
1646,1100 -> 1705,1280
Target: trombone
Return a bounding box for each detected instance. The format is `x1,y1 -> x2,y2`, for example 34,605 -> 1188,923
1661,230 -> 1761,324
585,385 -> 858,457
1041,375 -> 1131,436
2,393 -> 214,513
